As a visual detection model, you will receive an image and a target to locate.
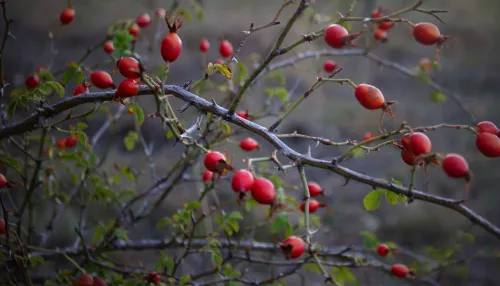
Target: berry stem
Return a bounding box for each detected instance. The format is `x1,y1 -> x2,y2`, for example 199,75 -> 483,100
320,78 -> 357,89
298,165 -> 312,244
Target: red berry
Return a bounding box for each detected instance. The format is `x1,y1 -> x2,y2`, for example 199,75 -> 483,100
413,22 -> 441,46
103,41 -> 114,54
307,182 -> 323,197
65,135 -> 78,148
239,137 -> 259,151
77,274 -> 93,286
363,132 -> 374,141
231,169 -> 254,192
323,60 -> 336,73
219,40 -> 233,58
354,84 -> 386,110
391,264 -> 410,278
161,32 -> 183,62
128,23 -> 140,37
251,178 -> 276,205
60,7 -> 75,25
401,149 -> 419,166
204,151 -> 227,173
401,134 -> 411,149
280,236 -> 306,259
408,132 -> 432,155
136,13 -> 151,28
476,133 -> 500,158
25,75 -> 39,89
442,153 -> 469,178
73,83 -> 88,96
476,121 -> 499,135
378,21 -> 395,30
202,170 -> 213,183
117,57 -> 140,79
215,59 -> 225,65
370,7 -> 383,18
0,174 -> 6,188
376,244 -> 390,256
116,79 -> 138,98
155,8 -> 166,17
90,71 -> 114,89
199,38 -> 210,53
299,200 -> 320,213
373,29 -> 388,42
92,276 -> 107,286
0,219 -> 5,234
57,138 -> 66,149
236,111 -> 249,120
150,272 -> 160,283
324,24 -> 349,48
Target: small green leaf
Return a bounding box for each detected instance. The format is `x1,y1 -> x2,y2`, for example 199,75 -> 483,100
360,231 -> 378,249
179,275 -> 191,285
303,263 -> 321,273
265,87 -> 288,102
77,122 -> 88,131
218,122 -> 231,134
1,157 -> 22,174
363,190 -> 383,211
45,81 -> 65,97
60,68 -> 77,85
6,100 -> 17,119
75,71 -> 85,84
271,211 -> 289,234
416,70 -> 431,84
214,63 -> 233,79
177,8 -> 193,21
385,190 -> 399,205
123,131 -> 139,151
135,105 -> 144,126
430,90 -> 447,103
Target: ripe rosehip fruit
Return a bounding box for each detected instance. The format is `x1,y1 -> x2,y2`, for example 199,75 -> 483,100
373,29 -> 388,42
73,83 -> 88,96
299,199 -> 320,213
103,41 -> 115,54
116,79 -> 138,98
148,272 -> 160,284
391,264 -> 410,278
408,132 -> 432,155
354,84 -> 385,110
117,57 -> 140,79
204,151 -> 228,173
128,23 -> 140,37
199,38 -> 210,53
378,21 -> 395,30
240,137 -> 259,151
370,6 -> 383,18
92,276 -> 107,286
90,71 -> 114,89
60,7 -> 75,25
0,219 -> 5,234
376,244 -> 390,256
161,32 -> 182,62
323,60 -> 336,73
363,132 -> 374,141
219,40 -> 233,58
280,236 -> 306,259
77,274 -> 93,286
202,170 -> 213,183
413,22 -> 441,46
401,134 -> 411,149
251,178 -> 276,205
307,182 -> 323,197
324,24 -> 363,49
65,135 -> 78,148
136,13 -> 151,28
442,153 -> 469,178
25,75 -> 39,89
0,174 -> 7,188
476,121 -> 499,135
57,138 -> 66,149
401,148 -> 419,166
236,110 -> 249,120
231,169 -> 254,192
476,133 -> 500,158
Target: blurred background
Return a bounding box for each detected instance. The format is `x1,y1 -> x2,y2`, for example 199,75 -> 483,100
4,0 -> 500,285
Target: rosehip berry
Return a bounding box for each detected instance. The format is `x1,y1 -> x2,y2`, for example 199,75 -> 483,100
215,59 -> 225,65
408,132 -> 432,156
116,79 -> 138,98
280,236 -> 306,259
90,71 -> 114,89
0,174 -> 6,188
128,23 -> 140,37
199,38 -> 210,53
363,132 -> 374,141
60,6 -> 75,25
324,24 -> 362,49
202,170 -> 213,183
77,274 -> 93,286
476,121 -> 499,135
155,8 -> 166,17
401,148 -> 419,166
219,40 -> 233,58
251,178 -> 276,205
373,29 -> 388,42
150,272 -> 160,284
240,137 -> 259,151
161,32 -> 182,62
25,75 -> 39,89
117,57 -> 140,79
136,13 -> 151,28
57,138 -> 66,149
103,41 -> 115,54
231,169 -> 254,192
65,135 -> 78,148
378,21 -> 395,30
92,276 -> 107,286
370,6 -> 383,18
376,244 -> 390,256
476,133 -> 500,158
391,264 -> 410,278
401,134 -> 411,149
236,110 -> 249,120
442,153 -> 469,178
73,83 -> 88,96
323,60 -> 336,73
0,219 -> 5,234
204,151 -> 228,173
413,22 -> 442,46
307,182 -> 323,197
354,84 -> 396,122
299,199 -> 320,213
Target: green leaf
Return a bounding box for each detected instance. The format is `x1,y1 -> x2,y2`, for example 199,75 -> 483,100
123,131 -> 139,151
179,275 -> 191,285
45,81 -> 65,97
36,69 -> 54,81
177,8 -> 193,21
214,63 -> 233,79
218,122 -> 231,134
120,165 -> 135,181
416,70 -> 431,84
303,263 -> 321,273
363,190 -> 383,211
77,122 -> 88,131
360,231 -> 378,248
385,190 -> 399,205
1,157 -> 22,174
6,99 -> 17,118
60,68 -> 77,85
234,62 -> 248,85
390,178 -> 403,185
185,201 -> 201,212
271,211 -> 289,234
430,90 -> 447,103
75,71 -> 85,84
265,87 -> 288,102
29,256 -> 45,267
135,105 -> 144,126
